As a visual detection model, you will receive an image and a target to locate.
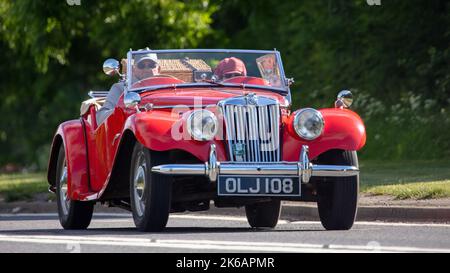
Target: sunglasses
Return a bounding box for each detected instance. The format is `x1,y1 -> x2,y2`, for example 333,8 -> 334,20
137,61 -> 157,69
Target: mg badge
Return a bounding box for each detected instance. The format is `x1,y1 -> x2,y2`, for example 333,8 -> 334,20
233,143 -> 246,157
246,93 -> 258,105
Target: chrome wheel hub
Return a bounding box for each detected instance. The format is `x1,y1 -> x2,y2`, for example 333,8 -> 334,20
133,153 -> 147,217
59,160 -> 70,215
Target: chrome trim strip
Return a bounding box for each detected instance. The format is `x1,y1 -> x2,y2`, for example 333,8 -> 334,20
152,163 -> 358,177
129,49 -> 279,54
88,91 -> 109,98
140,104 -> 217,110
151,145 -> 359,183
275,50 -> 292,106
271,104 -> 277,160
152,164 -> 206,175
260,105 -> 267,161
250,106 -> 259,161
128,82 -> 288,94
126,50 -> 132,93
124,49 -> 290,99
225,106 -> 234,160
257,106 -> 264,162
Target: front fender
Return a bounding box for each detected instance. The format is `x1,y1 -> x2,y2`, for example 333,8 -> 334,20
123,110 -> 228,162
282,108 -> 366,160
47,119 -> 90,200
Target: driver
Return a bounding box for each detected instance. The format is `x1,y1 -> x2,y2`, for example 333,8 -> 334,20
213,57 -> 247,81
132,51 -> 160,82
96,49 -> 160,125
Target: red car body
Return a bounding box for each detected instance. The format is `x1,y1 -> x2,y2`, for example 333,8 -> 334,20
46,49 -> 366,231
47,87 -> 365,201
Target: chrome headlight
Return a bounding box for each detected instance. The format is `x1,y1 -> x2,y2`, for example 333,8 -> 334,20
187,110 -> 218,141
293,108 -> 324,140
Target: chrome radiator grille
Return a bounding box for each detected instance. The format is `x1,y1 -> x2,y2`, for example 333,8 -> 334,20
220,95 -> 280,162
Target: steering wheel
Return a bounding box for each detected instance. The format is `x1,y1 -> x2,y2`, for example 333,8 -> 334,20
132,75 -> 185,89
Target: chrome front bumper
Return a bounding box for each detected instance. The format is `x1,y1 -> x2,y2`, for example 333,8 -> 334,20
151,145 -> 359,183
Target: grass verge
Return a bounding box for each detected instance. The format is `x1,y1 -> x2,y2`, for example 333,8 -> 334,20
360,160 -> 450,199
364,181 -> 450,200
0,159 -> 449,202
0,173 -> 50,202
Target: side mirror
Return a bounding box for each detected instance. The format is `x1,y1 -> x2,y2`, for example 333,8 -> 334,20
124,92 -> 141,109
335,90 -> 353,108
103,58 -> 120,76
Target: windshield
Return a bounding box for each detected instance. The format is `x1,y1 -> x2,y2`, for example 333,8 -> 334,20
126,50 -> 287,93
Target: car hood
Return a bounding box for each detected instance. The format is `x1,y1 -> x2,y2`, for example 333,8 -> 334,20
139,87 -> 290,108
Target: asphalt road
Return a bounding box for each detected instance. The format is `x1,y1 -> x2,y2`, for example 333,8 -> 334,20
0,212 -> 449,253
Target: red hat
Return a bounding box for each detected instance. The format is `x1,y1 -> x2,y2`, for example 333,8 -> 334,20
214,57 -> 247,79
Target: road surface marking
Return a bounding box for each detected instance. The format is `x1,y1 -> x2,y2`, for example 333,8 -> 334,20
171,214 -> 290,224
0,234 -> 448,253
289,220 -> 450,228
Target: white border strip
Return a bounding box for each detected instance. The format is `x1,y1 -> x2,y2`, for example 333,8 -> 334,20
0,235 -> 448,253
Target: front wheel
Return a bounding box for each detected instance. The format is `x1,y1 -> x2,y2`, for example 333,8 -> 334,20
56,145 -> 94,230
130,142 -> 172,232
245,200 -> 281,228
316,150 -> 359,230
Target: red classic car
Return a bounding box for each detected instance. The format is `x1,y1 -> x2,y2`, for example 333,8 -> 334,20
47,49 -> 366,231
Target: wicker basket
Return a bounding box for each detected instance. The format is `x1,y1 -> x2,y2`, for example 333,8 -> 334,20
159,59 -> 193,82
121,58 -> 212,82
160,59 -> 212,82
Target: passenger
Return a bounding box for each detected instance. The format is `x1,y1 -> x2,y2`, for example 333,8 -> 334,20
213,57 -> 247,81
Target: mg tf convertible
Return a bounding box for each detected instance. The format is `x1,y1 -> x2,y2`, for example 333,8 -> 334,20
47,49 -> 366,231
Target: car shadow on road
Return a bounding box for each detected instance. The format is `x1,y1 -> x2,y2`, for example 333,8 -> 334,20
0,225 -> 323,236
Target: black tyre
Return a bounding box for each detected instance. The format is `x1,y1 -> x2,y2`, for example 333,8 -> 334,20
130,142 -> 172,232
316,150 -> 359,230
245,200 -> 281,228
55,145 -> 94,230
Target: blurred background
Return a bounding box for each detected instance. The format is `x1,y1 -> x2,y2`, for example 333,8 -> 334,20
0,0 -> 449,173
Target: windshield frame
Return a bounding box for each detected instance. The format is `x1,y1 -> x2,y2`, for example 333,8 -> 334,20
125,49 -> 291,99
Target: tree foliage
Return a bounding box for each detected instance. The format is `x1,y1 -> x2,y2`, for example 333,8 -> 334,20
212,0 -> 450,106
212,0 -> 450,159
0,0 -> 449,170
0,0 -> 215,169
